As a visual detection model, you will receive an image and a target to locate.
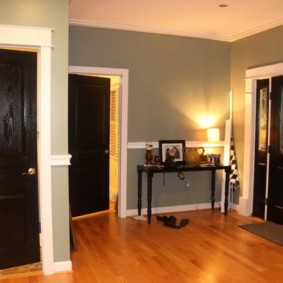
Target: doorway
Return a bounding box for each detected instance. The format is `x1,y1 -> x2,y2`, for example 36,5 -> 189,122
69,66 -> 129,218
0,25 -> 54,275
252,76 -> 283,225
242,63 -> 283,224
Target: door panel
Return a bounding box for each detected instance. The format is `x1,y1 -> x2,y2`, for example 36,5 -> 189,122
268,76 -> 283,225
253,79 -> 269,218
69,75 -> 110,217
0,49 -> 40,269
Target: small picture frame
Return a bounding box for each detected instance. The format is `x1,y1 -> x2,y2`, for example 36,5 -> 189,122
159,140 -> 185,164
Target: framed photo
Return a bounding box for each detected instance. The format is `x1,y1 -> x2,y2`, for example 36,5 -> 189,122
159,140 -> 185,164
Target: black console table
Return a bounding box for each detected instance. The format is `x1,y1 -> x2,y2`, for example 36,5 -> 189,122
137,164 -> 231,224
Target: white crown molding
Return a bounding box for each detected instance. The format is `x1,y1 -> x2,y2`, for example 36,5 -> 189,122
69,18 -> 283,42
69,19 -> 230,42
229,17 -> 283,42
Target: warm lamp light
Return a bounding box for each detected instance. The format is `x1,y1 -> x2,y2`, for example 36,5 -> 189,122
207,128 -> 220,143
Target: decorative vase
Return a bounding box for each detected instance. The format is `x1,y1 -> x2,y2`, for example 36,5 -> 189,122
145,150 -> 153,165
145,143 -> 153,165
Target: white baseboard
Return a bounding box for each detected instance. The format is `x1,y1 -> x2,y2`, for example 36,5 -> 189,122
239,197 -> 252,216
126,202 -> 222,216
53,260 -> 72,273
230,203 -> 239,211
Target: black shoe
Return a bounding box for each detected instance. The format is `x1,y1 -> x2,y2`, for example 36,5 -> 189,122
179,218 -> 189,227
164,218 -> 190,229
156,215 -> 176,224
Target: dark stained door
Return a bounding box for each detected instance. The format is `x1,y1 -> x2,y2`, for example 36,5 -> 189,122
0,49 -> 40,269
69,74 -> 110,217
268,76 -> 283,225
253,79 -> 269,218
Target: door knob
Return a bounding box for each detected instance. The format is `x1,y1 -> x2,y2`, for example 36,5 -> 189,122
22,168 -> 36,176
104,149 -> 110,154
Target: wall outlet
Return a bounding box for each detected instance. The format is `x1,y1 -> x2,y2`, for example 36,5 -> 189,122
185,180 -> 190,188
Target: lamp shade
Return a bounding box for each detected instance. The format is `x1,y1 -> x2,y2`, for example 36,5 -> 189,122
207,128 -> 220,143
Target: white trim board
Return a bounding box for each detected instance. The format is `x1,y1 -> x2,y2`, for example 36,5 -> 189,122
127,202 -> 222,217
53,260 -> 72,274
69,66 -> 129,218
0,25 -> 54,275
51,155 -> 72,166
128,141 -> 225,149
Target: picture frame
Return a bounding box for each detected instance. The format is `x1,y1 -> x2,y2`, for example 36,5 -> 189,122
159,140 -> 185,164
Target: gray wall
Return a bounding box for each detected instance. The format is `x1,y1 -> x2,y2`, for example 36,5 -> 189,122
69,26 -> 231,209
231,25 -> 283,201
0,0 -> 70,262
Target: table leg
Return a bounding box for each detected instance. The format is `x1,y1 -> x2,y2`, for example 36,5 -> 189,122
211,170 -> 216,209
137,170 -> 142,216
147,171 -> 153,224
224,167 -> 230,215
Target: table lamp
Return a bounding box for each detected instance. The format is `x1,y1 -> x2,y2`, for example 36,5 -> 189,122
207,128 -> 220,164
207,128 -> 220,143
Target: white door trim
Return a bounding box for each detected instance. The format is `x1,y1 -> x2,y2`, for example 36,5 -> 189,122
240,62 -> 283,216
0,25 -> 54,274
68,66 -> 128,218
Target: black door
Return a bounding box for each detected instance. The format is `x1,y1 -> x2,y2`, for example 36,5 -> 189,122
0,49 -> 40,268
253,79 -> 269,218
268,76 -> 283,225
69,74 -> 110,217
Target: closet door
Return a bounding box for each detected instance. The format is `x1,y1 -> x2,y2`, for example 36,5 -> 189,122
268,76 -> 283,225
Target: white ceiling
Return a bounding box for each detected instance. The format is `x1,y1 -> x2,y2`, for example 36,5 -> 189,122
69,0 -> 283,42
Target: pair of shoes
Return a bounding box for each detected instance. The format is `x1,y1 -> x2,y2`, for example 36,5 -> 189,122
164,218 -> 190,229
156,215 -> 189,229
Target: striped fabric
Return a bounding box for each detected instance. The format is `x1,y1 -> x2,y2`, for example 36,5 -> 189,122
230,135 -> 240,190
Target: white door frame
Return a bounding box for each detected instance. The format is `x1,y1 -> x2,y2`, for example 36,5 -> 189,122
68,66 -> 129,218
240,62 -> 283,216
0,25 -> 54,274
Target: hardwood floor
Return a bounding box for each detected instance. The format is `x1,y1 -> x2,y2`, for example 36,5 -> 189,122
1,209 -> 283,283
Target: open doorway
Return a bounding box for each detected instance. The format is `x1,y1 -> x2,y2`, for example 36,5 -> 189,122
69,66 -> 129,218
68,74 -> 120,216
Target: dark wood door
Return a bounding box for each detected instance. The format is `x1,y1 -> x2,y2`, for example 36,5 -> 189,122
268,76 -> 283,225
253,79 -> 269,218
0,49 -> 40,269
69,74 -> 110,217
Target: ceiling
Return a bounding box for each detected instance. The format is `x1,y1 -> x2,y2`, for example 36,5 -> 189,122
69,0 -> 283,42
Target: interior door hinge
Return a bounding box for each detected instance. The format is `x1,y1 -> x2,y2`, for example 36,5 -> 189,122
265,198 -> 268,205
269,91 -> 272,100
268,145 -> 271,154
